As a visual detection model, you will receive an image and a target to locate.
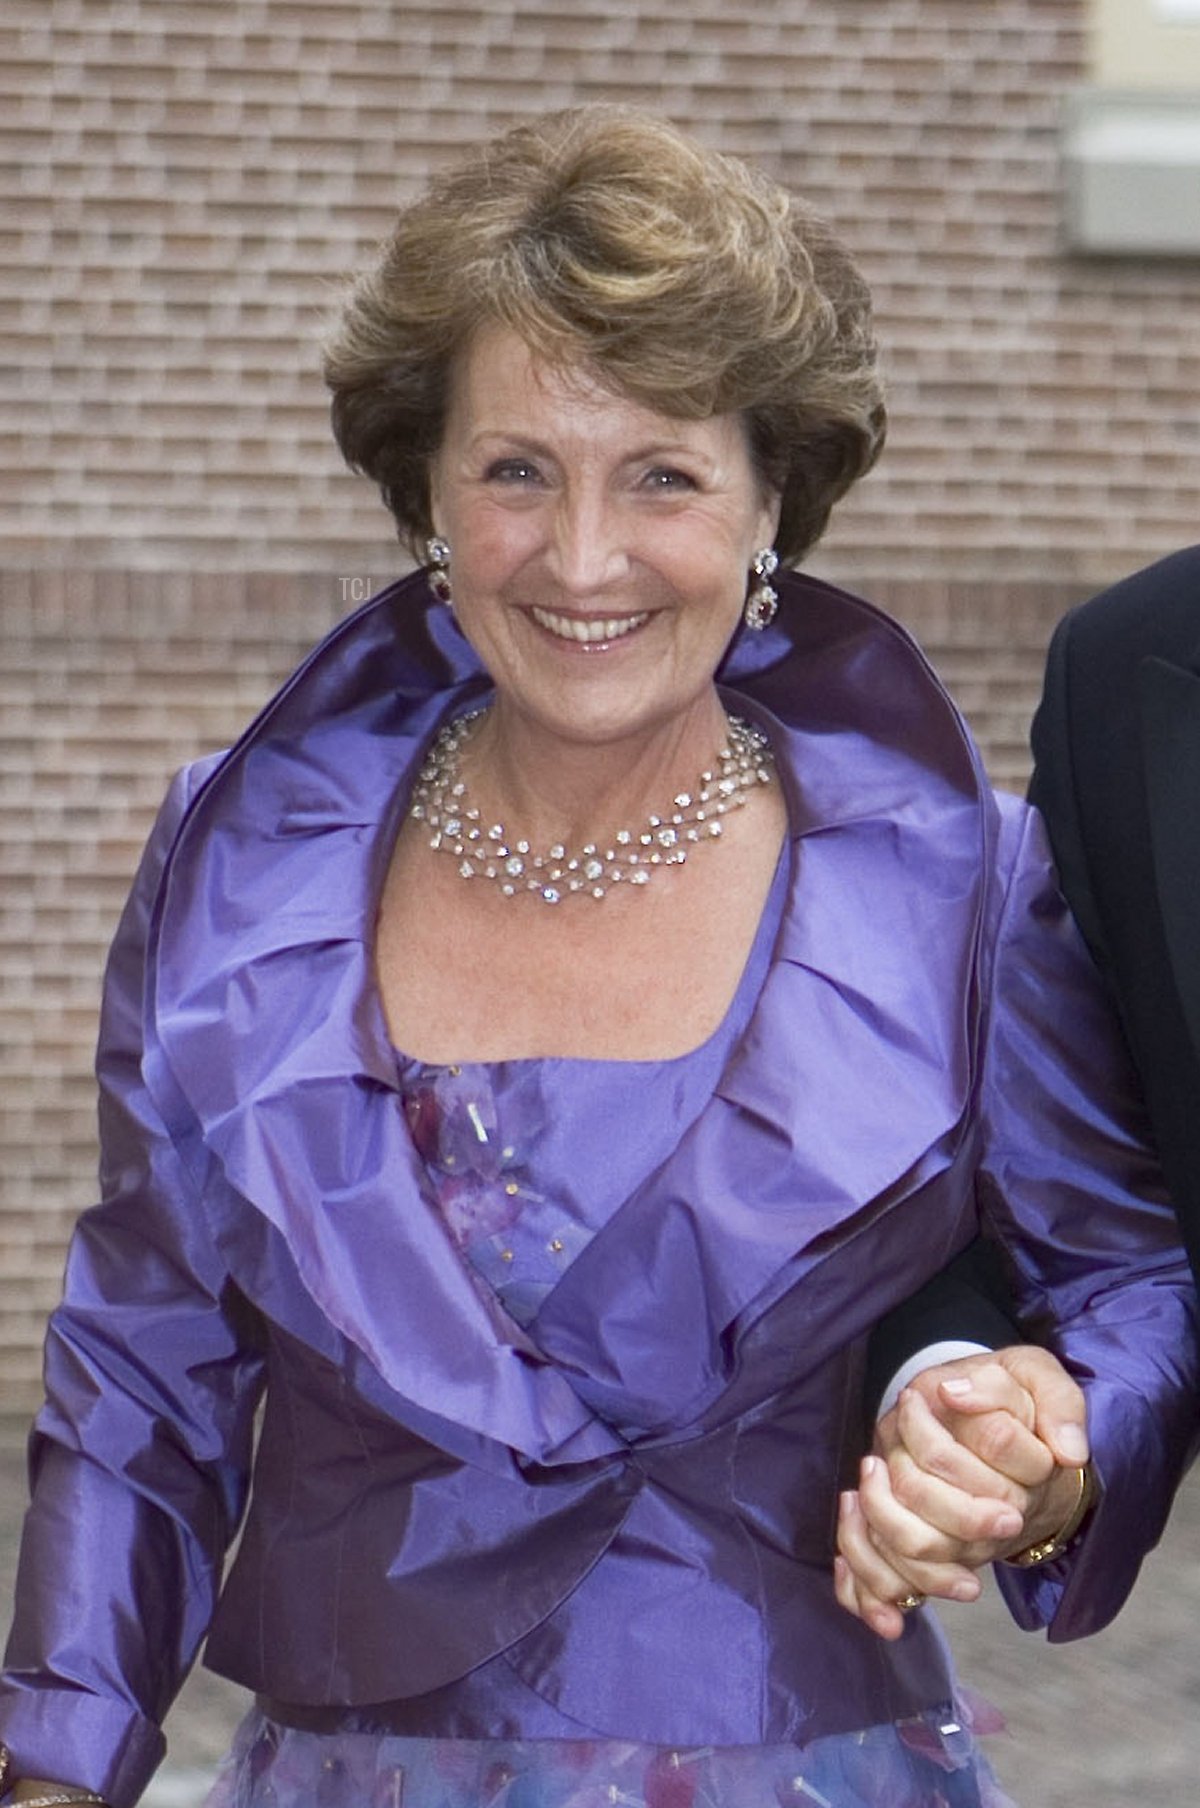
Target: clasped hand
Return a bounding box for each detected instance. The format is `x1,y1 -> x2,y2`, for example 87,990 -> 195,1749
833,1346 -> 1090,1640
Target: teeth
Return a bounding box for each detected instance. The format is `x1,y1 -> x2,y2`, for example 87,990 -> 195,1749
531,607 -> 648,644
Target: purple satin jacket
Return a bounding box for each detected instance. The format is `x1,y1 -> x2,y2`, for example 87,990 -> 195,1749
2,570 -> 1197,1808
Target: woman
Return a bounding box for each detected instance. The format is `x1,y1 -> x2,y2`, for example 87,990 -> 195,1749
0,106 -> 1195,1808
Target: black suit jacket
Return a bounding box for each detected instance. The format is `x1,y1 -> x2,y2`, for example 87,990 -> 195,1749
868,545 -> 1200,1397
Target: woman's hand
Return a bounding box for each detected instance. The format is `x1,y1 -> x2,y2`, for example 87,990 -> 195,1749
834,1346 -> 1089,1639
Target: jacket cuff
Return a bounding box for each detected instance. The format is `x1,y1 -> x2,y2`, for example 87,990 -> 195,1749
993,1376 -> 1187,1640
0,1687 -> 165,1808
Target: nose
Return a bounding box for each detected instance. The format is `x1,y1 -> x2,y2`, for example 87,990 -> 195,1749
544,487 -> 630,598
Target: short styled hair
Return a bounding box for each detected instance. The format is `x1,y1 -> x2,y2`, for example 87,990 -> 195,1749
324,106 -> 886,563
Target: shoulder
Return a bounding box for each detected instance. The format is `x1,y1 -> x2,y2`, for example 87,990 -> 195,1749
120,750 -> 230,918
979,789 -> 1059,937
1052,544 -> 1200,680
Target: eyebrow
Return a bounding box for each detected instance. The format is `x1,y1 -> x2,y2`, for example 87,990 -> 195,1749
468,430 -> 720,472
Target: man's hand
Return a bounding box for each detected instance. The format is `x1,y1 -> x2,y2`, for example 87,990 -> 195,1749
834,1346 -> 1089,1639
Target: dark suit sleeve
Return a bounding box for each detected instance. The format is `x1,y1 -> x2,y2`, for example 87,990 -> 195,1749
1028,608 -> 1108,968
862,1241 -> 1020,1415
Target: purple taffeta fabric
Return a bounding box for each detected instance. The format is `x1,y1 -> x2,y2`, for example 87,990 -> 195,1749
1,570 -> 1197,1808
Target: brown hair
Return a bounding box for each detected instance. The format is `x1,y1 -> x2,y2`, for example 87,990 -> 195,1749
324,106 -> 886,563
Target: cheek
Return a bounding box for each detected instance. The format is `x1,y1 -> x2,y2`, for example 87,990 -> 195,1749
454,507 -> 541,587
657,528 -> 752,614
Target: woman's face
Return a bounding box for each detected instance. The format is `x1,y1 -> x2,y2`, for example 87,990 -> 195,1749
428,323 -> 780,750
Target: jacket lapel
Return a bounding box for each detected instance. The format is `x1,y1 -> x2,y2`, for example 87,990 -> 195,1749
1139,654 -> 1200,1061
148,580 -> 627,1471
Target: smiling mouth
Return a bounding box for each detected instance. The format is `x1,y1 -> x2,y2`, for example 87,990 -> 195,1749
530,606 -> 650,645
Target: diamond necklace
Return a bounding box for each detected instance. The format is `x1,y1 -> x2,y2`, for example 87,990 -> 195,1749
409,708 -> 775,905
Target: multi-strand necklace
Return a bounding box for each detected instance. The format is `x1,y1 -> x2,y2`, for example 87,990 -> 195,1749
409,708 -> 775,904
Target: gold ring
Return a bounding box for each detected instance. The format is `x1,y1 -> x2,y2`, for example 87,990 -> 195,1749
895,1592 -> 926,1613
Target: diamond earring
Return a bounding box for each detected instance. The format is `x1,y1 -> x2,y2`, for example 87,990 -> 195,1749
743,547 -> 779,631
426,535 -> 453,606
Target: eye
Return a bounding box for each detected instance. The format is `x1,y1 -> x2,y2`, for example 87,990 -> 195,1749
484,457 -> 544,486
641,466 -> 696,493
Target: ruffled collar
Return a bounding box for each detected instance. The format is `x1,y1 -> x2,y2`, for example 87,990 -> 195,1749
145,570 -> 993,1465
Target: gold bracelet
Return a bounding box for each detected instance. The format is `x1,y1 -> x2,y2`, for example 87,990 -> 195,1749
1003,1463 -> 1096,1568
5,1794 -> 108,1808
0,1754 -> 107,1808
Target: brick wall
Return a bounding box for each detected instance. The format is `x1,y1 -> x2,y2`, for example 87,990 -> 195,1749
3,0 -> 1199,1407
5,0 -> 1200,578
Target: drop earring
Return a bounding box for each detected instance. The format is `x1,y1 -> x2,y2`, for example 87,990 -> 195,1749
743,547 -> 779,631
426,535 -> 453,606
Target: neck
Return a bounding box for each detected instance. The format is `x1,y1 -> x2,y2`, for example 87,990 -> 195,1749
466,691 -> 732,847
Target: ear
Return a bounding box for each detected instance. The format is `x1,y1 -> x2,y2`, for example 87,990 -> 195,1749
754,486 -> 783,557
426,457 -> 446,540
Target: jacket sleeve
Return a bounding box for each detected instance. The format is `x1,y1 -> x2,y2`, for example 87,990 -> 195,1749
0,761 -> 267,1808
977,794 -> 1200,1640
861,610 -> 1103,1418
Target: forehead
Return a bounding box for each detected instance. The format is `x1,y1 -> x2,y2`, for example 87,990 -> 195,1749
444,321 -> 746,458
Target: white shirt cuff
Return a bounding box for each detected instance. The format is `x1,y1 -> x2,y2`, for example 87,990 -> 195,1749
876,1340 -> 993,1417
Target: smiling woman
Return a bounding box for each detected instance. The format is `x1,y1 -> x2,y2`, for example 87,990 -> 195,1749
325,108 -> 883,1065
1,104 -> 1196,1808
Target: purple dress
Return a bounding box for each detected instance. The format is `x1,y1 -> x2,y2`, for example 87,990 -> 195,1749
203,856 -> 1015,1806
